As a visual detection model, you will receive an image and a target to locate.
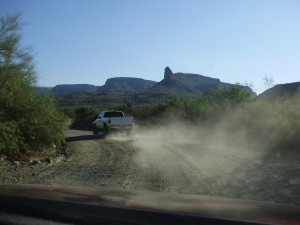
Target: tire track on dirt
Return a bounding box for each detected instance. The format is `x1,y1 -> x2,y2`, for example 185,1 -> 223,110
2,128 -> 299,205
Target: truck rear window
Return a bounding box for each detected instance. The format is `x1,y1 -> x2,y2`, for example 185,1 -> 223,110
104,112 -> 124,117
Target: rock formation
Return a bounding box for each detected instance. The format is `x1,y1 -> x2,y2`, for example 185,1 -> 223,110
164,66 -> 174,80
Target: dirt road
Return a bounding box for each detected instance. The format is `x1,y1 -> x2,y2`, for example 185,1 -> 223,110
1,128 -> 300,206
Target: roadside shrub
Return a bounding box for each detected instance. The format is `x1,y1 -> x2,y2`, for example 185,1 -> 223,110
58,106 -> 77,119
0,14 -> 66,160
19,94 -> 67,150
201,85 -> 252,117
0,121 -> 24,154
130,86 -> 252,122
249,96 -> 300,152
71,106 -> 103,130
209,95 -> 300,154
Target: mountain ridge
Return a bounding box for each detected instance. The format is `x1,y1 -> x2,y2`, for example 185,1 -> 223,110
145,67 -> 250,96
38,77 -> 157,96
96,77 -> 156,93
54,67 -> 256,107
258,82 -> 300,100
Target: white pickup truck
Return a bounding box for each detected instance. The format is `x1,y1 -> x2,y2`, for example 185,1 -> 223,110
92,111 -> 134,136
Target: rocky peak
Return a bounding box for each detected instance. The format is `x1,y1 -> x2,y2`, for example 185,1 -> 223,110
164,66 -> 174,80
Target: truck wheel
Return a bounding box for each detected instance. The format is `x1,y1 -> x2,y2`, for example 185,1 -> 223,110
93,125 -> 98,135
103,124 -> 109,136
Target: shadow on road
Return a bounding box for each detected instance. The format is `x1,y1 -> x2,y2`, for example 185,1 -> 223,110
66,134 -> 105,142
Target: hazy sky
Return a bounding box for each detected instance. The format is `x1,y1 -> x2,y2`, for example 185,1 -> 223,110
1,0 -> 299,93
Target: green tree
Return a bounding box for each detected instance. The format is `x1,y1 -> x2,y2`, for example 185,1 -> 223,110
0,13 -> 66,159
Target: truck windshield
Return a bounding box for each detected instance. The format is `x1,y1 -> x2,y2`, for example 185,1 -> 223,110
104,112 -> 124,117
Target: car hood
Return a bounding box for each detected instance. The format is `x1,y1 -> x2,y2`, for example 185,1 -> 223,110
0,184 -> 299,225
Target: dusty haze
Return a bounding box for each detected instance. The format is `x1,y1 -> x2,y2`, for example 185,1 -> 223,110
111,102 -> 300,204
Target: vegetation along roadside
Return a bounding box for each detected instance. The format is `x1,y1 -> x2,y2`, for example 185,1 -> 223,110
0,14 -> 66,161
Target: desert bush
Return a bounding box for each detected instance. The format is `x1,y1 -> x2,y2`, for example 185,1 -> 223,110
130,86 -> 252,121
209,94 -> 300,154
0,121 -> 24,154
18,93 -> 67,150
249,96 -> 300,152
0,14 -> 66,159
71,106 -> 104,130
58,106 -> 77,118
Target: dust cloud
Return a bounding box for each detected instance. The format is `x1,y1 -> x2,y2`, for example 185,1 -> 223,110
131,115 -> 260,177
110,102 -> 300,204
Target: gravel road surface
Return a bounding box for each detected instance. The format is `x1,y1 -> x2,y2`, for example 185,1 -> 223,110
1,128 -> 300,206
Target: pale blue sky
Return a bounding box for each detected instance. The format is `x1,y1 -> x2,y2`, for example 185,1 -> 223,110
1,0 -> 299,93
